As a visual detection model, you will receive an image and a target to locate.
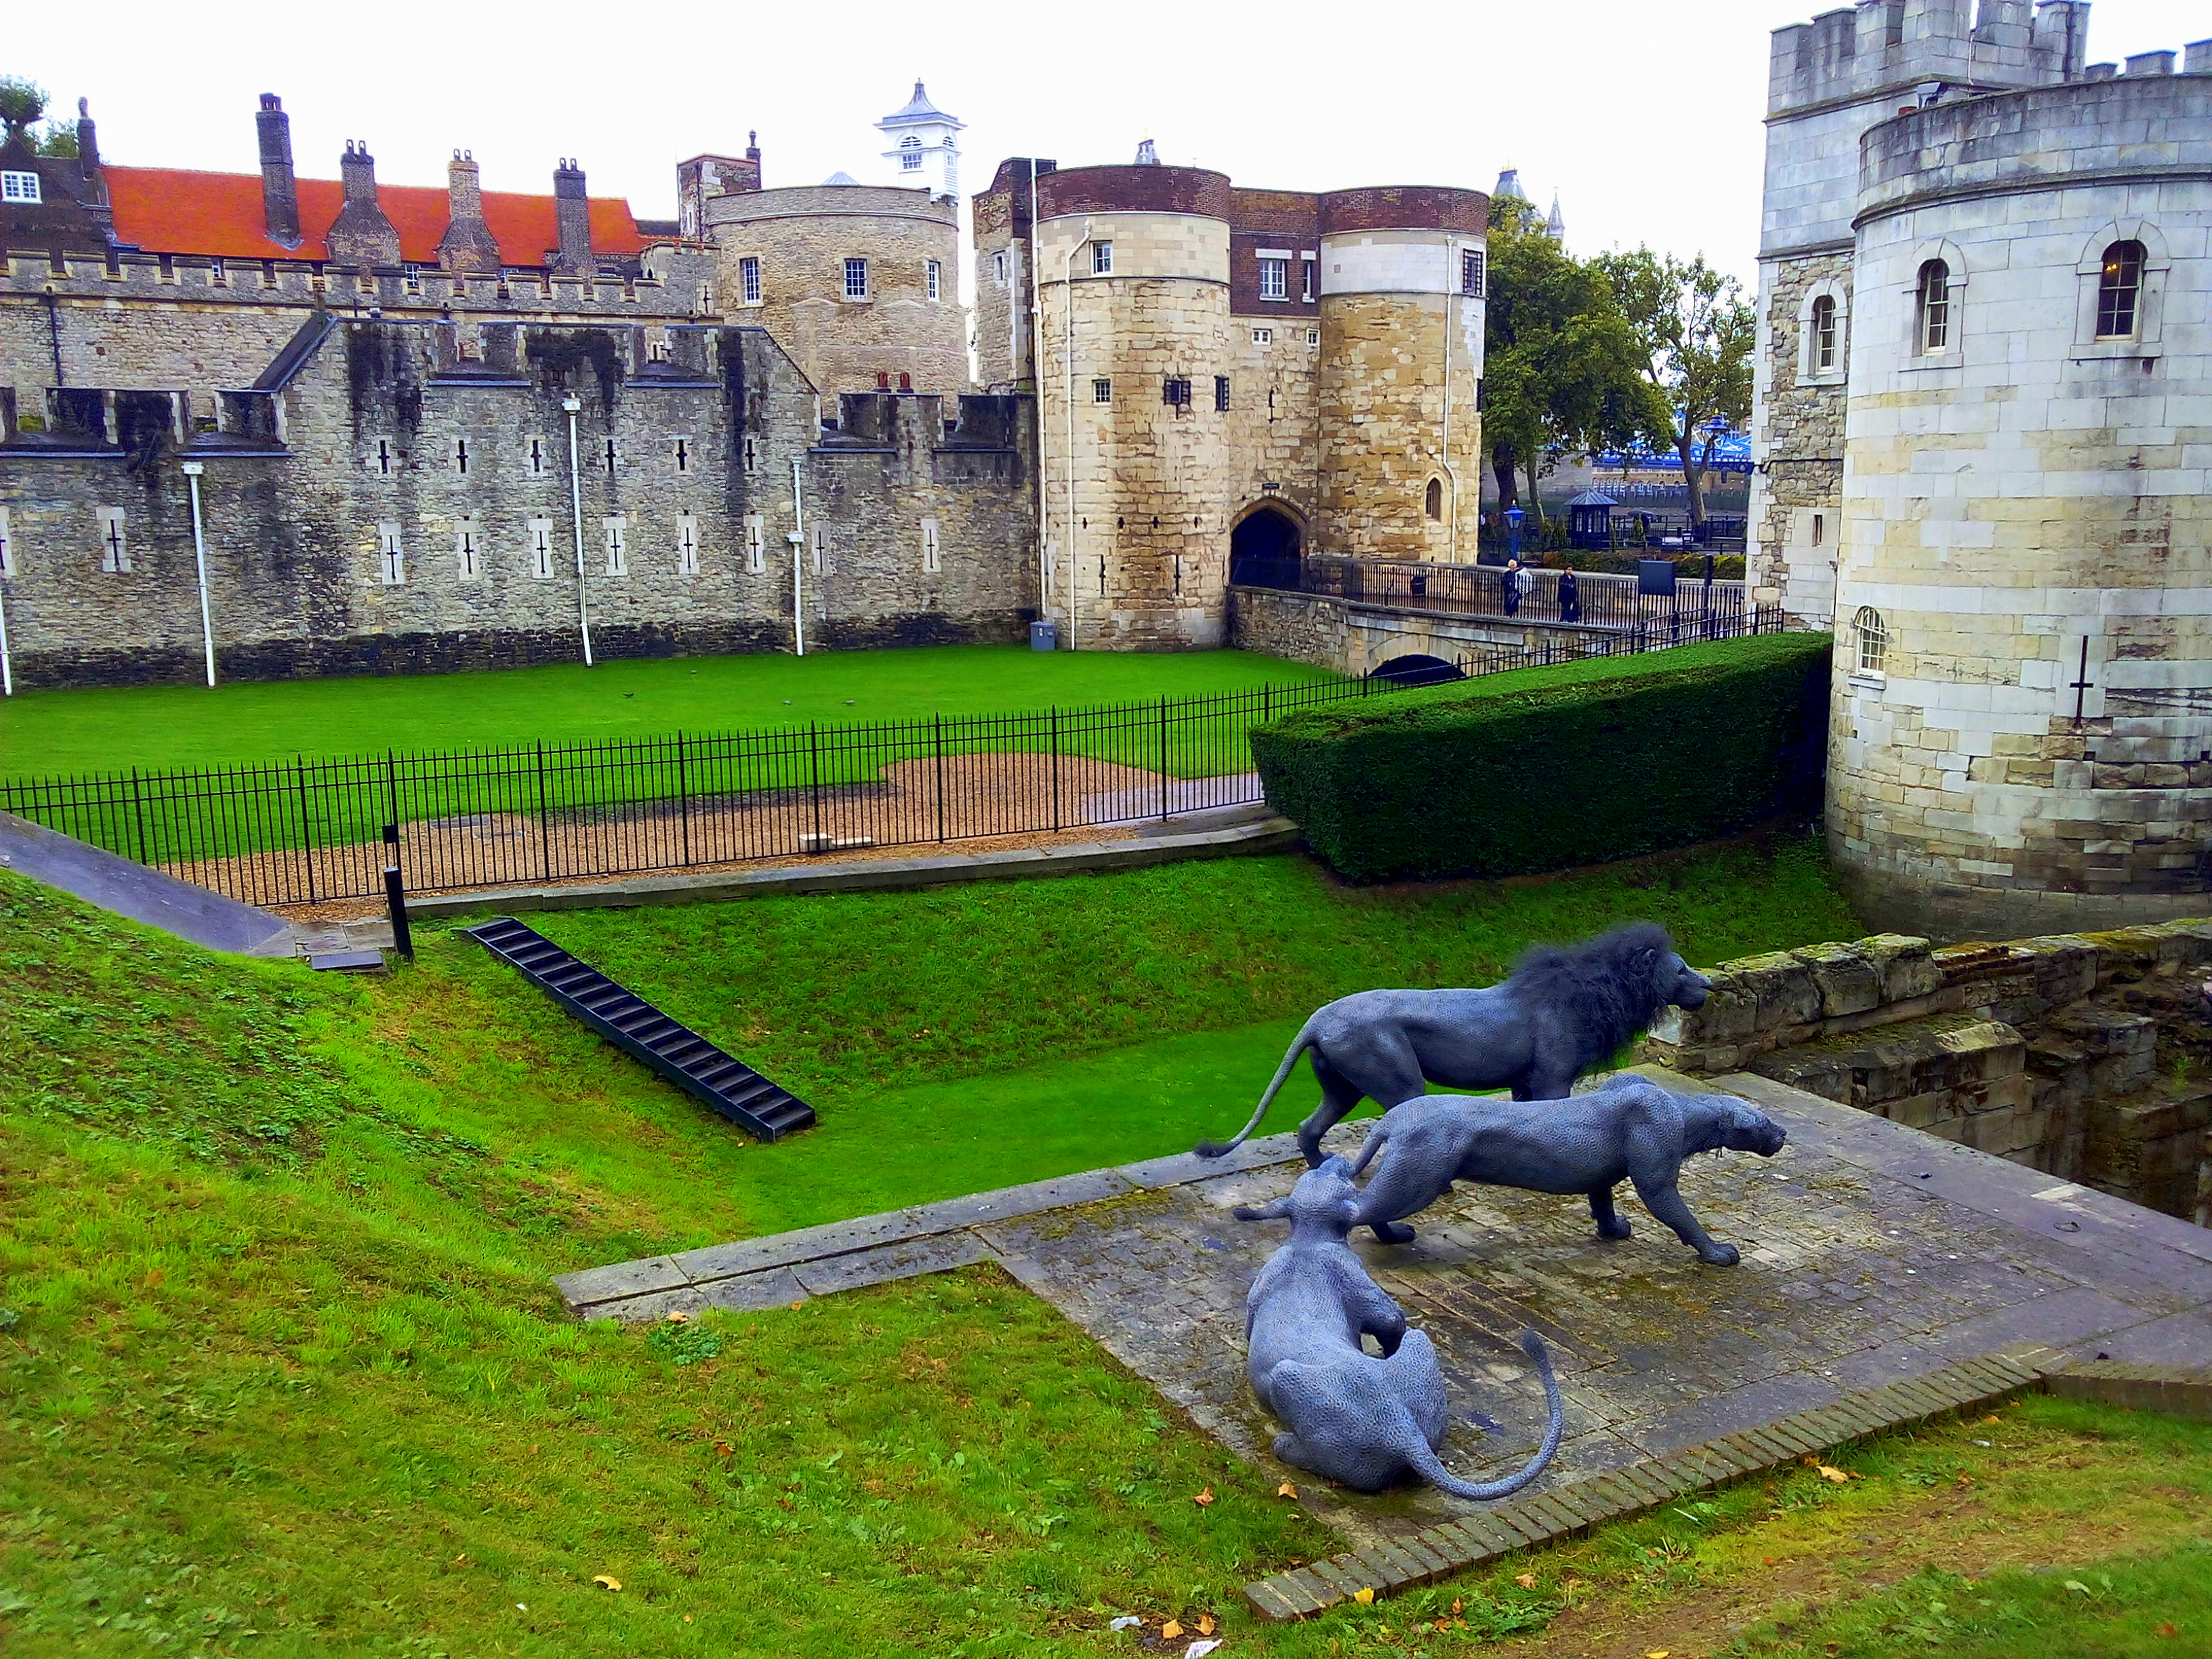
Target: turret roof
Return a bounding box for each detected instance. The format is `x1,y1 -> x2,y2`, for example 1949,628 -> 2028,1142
878,81 -> 962,129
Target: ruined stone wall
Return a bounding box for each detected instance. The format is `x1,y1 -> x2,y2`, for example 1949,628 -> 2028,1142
1828,76 -> 2212,941
0,321 -> 1036,688
1641,918 -> 2212,1225
705,185 -> 968,397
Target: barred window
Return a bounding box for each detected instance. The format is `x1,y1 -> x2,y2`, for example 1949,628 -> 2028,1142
1162,376 -> 1191,407
1461,248 -> 1486,297
2095,240 -> 2145,339
1854,606 -> 1888,674
1916,260 -> 1950,354
1092,377 -> 1112,403
1214,375 -> 1230,411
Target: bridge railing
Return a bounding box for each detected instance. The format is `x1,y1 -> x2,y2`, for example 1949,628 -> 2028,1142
1231,553 -> 1748,632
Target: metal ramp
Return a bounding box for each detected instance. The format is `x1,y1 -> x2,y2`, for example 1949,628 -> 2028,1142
461,916 -> 815,1142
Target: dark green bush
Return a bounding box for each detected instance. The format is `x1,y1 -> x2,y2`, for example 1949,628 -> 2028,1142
1251,632 -> 1832,884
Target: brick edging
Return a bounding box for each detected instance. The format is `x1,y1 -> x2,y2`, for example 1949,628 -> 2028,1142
1242,1347 -> 2056,1622
2045,1358 -> 2212,1422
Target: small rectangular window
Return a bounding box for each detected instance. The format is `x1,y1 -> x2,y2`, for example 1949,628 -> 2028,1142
1251,327 -> 1273,344
744,514 -> 766,573
1811,512 -> 1826,548
1258,258 -> 1288,301
673,435 -> 691,472
3,170 -> 43,204
1302,253 -> 1316,302
453,437 -> 469,474
676,513 -> 701,575
921,516 -> 941,574
844,258 -> 869,299
0,506 -> 13,577
926,259 -> 942,301
529,518 -> 556,579
1092,377 -> 1112,403
1307,328 -> 1319,346
1462,249 -> 1486,297
527,436 -> 547,476
403,264 -> 423,293
1163,376 -> 1191,407
1214,375 -> 1230,412
992,250 -> 1008,285
1092,241 -> 1113,275
602,516 -> 628,577
375,521 -> 405,586
739,255 -> 761,304
742,435 -> 757,473
811,523 -> 827,575
455,518 -> 482,581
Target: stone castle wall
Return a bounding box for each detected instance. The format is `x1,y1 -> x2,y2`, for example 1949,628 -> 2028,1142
1641,917 -> 2212,1226
1744,249 -> 1848,626
1828,74 -> 2212,940
0,321 -> 1033,688
705,185 -> 968,396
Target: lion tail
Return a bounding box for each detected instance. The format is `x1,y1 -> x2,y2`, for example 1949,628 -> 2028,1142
1194,1017 -> 1320,1159
1349,1115 -> 1394,1178
1406,1332 -> 1563,1502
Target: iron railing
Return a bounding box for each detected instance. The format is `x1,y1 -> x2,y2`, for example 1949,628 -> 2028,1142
3,611 -> 1787,909
1233,552 -> 1750,632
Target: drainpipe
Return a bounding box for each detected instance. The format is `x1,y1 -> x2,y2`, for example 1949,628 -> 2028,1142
1028,157 -> 1048,621
0,534 -> 13,698
562,394 -> 594,667
1062,219 -> 1092,649
787,455 -> 806,657
1439,243 -> 1461,562
181,461 -> 217,687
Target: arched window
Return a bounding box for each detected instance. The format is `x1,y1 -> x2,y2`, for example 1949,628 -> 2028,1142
1810,293 -> 1838,371
2095,239 -> 2145,339
1854,606 -> 1888,674
1915,260 -> 1950,354
1425,478 -> 1443,520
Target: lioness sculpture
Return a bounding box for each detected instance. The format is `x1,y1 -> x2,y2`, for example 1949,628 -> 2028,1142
1235,1157 -> 1565,1499
1197,922 -> 1712,1168
1347,1075 -> 1787,1263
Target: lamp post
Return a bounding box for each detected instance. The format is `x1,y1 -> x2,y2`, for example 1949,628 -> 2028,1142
562,395 -> 594,667
181,461 -> 218,687
1504,505 -> 1523,562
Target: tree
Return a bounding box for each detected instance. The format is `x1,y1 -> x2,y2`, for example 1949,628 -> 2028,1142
0,77 -> 47,151
1481,198 -> 1666,518
35,123 -> 79,159
1591,249 -> 1755,527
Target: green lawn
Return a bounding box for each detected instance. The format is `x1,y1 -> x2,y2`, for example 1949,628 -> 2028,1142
5,845 -> 2211,1654
0,645 -> 1341,780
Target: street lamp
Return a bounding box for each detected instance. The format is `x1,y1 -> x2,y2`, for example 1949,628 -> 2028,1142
1504,505 -> 1524,562
181,461 -> 217,687
562,395 -> 594,667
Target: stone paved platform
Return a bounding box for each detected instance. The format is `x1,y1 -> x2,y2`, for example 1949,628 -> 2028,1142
561,1066 -> 2212,1553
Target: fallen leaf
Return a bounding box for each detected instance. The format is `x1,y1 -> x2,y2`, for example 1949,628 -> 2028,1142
1277,1481 -> 1298,1499
714,1439 -> 734,1457
1957,1473 -> 1973,1487
593,1574 -> 621,1592
1162,1618 -> 1184,1639
789,1300 -> 804,1311
1197,1614 -> 1214,1635
2064,1580 -> 2091,1595
1817,1465 -> 1850,1483
1515,1573 -> 1537,1589
682,1615 -> 692,1624
2156,1625 -> 2178,1639
1647,1651 -> 1671,1658
1451,1599 -> 1463,1615
1353,1588 -> 1375,1605
144,1269 -> 165,1289
1192,1487 -> 1214,1507
664,1311 -> 689,1323
1982,1414 -> 2001,1425
451,1554 -> 468,1565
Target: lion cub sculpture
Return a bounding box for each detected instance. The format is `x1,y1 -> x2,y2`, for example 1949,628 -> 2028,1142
1349,1076 -> 1788,1263
1233,1157 -> 1564,1500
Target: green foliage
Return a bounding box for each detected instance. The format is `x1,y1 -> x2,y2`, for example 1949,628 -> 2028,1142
31,123 -> 76,159
1591,247 -> 1758,525
1481,198 -> 1668,513
0,77 -> 46,146
1250,634 -> 1833,884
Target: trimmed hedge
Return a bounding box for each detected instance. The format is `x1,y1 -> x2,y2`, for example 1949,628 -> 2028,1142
1251,632 -> 1832,884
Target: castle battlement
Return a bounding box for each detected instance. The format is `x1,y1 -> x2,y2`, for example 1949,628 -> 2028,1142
1767,0 -> 2085,119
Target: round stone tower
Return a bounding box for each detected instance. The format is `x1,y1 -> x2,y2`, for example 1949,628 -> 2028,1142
1035,164 -> 1236,649
704,182 -> 968,396
1315,186 -> 1488,560
1828,65 -> 2212,938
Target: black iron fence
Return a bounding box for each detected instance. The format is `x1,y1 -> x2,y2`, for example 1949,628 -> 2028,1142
3,613 -> 1788,909
1234,553 -> 1751,632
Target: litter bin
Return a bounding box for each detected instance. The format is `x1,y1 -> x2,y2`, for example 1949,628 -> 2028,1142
1029,619 -> 1059,652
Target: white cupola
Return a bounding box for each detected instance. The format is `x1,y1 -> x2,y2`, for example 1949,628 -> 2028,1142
877,79 -> 964,200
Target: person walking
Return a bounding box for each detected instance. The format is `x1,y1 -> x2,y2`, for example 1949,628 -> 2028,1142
1502,558 -> 1530,618
1557,564 -> 1581,624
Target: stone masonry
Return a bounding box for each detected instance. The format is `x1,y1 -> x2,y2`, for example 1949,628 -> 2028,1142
1639,917 -> 2212,1225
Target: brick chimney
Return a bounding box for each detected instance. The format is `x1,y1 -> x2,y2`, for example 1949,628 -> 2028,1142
437,150 -> 502,274
327,140 -> 403,267
552,157 -> 592,274
256,94 -> 301,249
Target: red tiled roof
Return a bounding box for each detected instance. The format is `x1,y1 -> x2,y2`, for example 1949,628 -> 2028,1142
102,166 -> 649,265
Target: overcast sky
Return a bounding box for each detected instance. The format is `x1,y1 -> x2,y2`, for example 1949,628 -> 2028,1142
14,0 -> 2207,288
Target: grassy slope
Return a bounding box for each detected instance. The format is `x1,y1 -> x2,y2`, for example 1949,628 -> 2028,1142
0,644 -> 1338,778
4,856 -> 2211,1656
